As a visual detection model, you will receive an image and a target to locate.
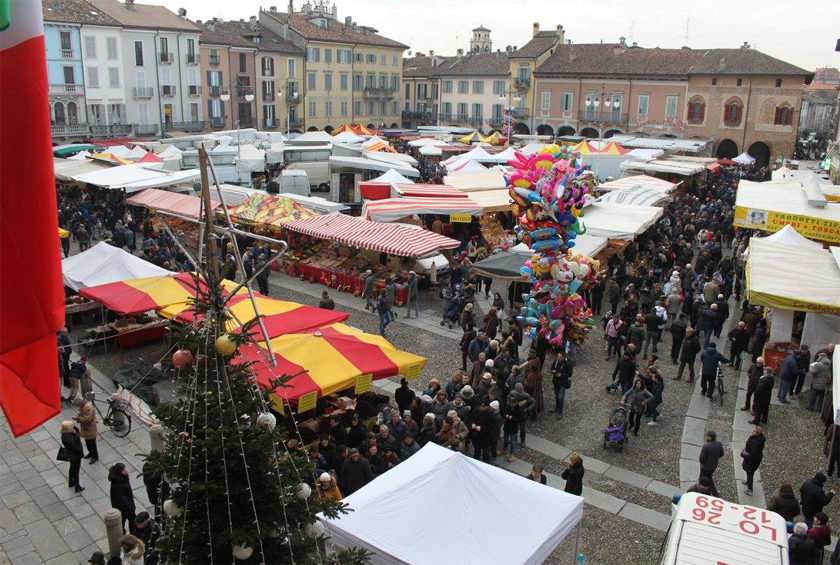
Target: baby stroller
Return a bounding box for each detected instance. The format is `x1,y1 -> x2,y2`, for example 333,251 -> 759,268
603,404 -> 628,452
442,294 -> 464,329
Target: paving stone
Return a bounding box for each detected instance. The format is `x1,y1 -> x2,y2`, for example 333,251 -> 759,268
603,466 -> 652,490
571,455 -> 611,475
15,442 -> 38,455
685,395 -> 711,420
12,503 -> 44,527
6,543 -> 35,560
680,443 -> 702,461
63,496 -> 96,520
78,514 -> 106,541
28,454 -> 54,473
31,491 -> 61,509
62,528 -> 94,552
8,462 -> 34,475
681,416 -> 707,447
40,502 -> 70,522
27,431 -> 51,443
19,476 -> 46,492
88,496 -> 114,517
0,482 -> 24,498
522,434 -> 573,462
13,468 -> 40,482
579,485 -> 626,515
45,552 -> 79,565
1,535 -> 32,552
618,502 -> 671,532
25,518 -> 69,561
647,479 -> 680,499
52,515 -> 84,537
679,458 -> 701,483
0,509 -> 21,532
40,468 -> 66,488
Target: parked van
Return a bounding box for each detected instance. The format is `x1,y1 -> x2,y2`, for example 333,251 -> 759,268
660,492 -> 788,565
283,146 -> 331,192
280,170 -> 310,196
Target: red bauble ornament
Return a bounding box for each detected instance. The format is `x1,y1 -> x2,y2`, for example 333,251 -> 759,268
172,349 -> 194,369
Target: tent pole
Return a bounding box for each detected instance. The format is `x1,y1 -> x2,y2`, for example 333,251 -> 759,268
827,422 -> 836,475
573,521 -> 581,563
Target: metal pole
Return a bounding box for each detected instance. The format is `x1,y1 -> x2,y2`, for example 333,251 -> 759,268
827,421 -> 837,475
573,521 -> 582,563
198,147 -> 219,280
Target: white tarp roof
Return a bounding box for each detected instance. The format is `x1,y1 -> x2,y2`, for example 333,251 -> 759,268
451,159 -> 487,173
104,145 -> 131,157
419,145 -> 442,156
209,184 -> 258,206
61,242 -> 171,291
620,159 -> 707,176
54,159 -> 113,181
333,131 -> 365,143
329,156 -> 419,177
72,164 -> 201,193
512,232 -> 608,258
125,146 -> 147,160
597,174 -> 679,193
519,143 -> 549,156
735,180 -> 840,227
598,185 -> 671,206
66,151 -> 91,161
370,168 -> 413,185
608,135 -> 712,153
408,138 -> 447,147
446,146 -> 498,170
733,152 -> 756,165
764,224 -> 825,250
362,135 -> 389,148
280,193 -> 349,214
582,202 -> 663,240
319,443 -> 583,565
235,144 -> 266,172
446,170 -> 508,191
626,148 -> 664,160
366,151 -> 418,167
288,131 -> 334,144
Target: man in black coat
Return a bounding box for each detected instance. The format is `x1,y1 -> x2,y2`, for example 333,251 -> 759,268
394,378 -> 415,414
676,328 -> 701,382
751,367 -> 775,425
699,431 -> 724,497
741,426 -> 765,496
794,344 -> 811,397
727,321 -> 750,370
669,313 -> 688,365
742,357 -> 764,411
470,400 -> 495,462
340,448 -> 372,495
800,472 -> 836,528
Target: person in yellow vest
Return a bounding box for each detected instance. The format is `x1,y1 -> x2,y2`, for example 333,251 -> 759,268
317,472 -> 343,502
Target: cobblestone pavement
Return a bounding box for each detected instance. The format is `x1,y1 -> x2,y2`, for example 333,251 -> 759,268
1,258 -> 834,564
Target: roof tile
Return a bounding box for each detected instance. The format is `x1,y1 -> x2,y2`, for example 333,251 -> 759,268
262,10 -> 407,49
536,44 -> 706,76
42,0 -> 120,26
687,48 -> 811,76
510,32 -> 559,59
434,52 -> 511,77
87,0 -> 200,32
198,20 -> 303,53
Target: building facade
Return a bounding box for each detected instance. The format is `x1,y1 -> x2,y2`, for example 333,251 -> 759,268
89,0 -> 203,135
42,0 -> 121,140
260,2 -> 407,132
509,23 -> 563,135
401,52 -> 451,129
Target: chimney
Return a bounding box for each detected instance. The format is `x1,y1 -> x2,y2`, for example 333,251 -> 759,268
283,22 -> 289,38
429,49 -> 434,57
556,24 -> 564,44
125,0 -> 135,10
177,7 -> 186,18
287,0 -> 293,14
619,36 -> 627,49
457,48 -> 464,57
718,57 -> 727,72
206,20 -> 215,32
533,22 -> 540,37
196,19 -> 202,24
269,5 -> 277,13
741,41 -> 750,49
250,15 -> 257,29
632,41 -> 638,48
345,16 -> 352,26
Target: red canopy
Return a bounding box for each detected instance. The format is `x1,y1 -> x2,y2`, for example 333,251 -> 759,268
137,152 -> 163,164
126,188 -> 220,219
717,158 -> 736,166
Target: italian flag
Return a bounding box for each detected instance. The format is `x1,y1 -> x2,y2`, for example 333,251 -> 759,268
0,0 -> 65,436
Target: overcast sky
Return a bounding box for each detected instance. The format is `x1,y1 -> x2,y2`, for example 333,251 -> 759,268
154,0 -> 838,71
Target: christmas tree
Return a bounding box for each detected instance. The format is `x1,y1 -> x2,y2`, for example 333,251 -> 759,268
148,157 -> 368,564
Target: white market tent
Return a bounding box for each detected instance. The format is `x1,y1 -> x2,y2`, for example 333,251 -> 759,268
467,188 -> 514,212
449,159 -> 488,173
370,168 -> 413,185
419,144 -> 442,156
446,146 -> 496,170
598,185 -> 671,206
125,146 -> 147,160
54,159 -> 113,181
61,242 -> 171,292
366,151 -> 418,167
734,180 -> 840,238
596,174 -> 679,194
72,164 -> 201,193
581,202 -> 663,240
235,144 -> 266,172
319,443 -> 583,565
67,150 -> 92,161
333,131 -> 365,144
408,138 -> 448,148
280,193 -> 349,214
362,135 -> 390,148
104,145 -> 131,157
328,156 -> 420,178
288,131 -> 335,145
733,152 -> 757,165
519,142 -> 550,156
446,170 -> 508,192
620,158 -> 708,176
763,224 -> 825,250
512,233 -> 608,258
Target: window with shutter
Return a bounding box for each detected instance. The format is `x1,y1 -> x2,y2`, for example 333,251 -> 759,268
699,104 -> 705,122
774,107 -> 781,125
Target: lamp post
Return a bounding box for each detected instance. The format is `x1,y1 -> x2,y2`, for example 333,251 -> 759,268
276,82 -> 299,138
499,89 -> 522,147
220,91 -> 231,129
583,86 -> 621,138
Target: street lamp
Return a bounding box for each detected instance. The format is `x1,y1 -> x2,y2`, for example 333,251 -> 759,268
584,87 -> 621,137
220,91 -> 231,129
277,84 -> 299,137
499,90 -> 522,147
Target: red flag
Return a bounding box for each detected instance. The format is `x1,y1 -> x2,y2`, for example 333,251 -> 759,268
0,0 -> 65,436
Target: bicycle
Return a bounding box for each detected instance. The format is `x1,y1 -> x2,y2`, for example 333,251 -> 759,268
716,363 -> 725,407
85,392 -> 132,437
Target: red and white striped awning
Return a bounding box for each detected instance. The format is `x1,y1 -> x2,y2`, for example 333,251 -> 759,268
283,214 -> 460,258
391,183 -> 466,198
362,196 -> 483,222
126,188 -> 220,219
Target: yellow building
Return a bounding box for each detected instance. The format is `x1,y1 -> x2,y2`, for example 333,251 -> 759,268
260,2 -> 407,132
510,24 -> 564,136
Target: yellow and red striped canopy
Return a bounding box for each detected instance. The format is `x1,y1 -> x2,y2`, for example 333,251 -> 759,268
599,141 -> 629,155
58,228 -> 69,239
571,140 -> 599,155
333,123 -> 378,136
238,323 -> 426,403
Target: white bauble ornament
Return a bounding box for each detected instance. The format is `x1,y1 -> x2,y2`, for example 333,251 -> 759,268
233,544 -> 254,560
295,482 -> 312,500
256,412 -> 277,431
304,520 -> 325,539
163,499 -> 183,517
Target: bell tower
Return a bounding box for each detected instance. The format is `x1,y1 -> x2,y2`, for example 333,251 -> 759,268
470,25 -> 492,54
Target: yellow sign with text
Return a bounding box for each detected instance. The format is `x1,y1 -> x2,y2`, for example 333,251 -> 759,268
355,373 -> 373,394
269,393 -> 285,415
405,364 -> 423,382
297,391 -> 318,413
449,213 -> 473,223
734,206 -> 840,243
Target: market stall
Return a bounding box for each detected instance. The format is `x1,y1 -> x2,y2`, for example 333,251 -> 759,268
445,170 -> 508,192
597,185 -> 671,206
319,442 -> 583,565
745,237 -> 840,367
595,174 -> 680,194
235,323 -> 426,405
362,196 -> 483,222
391,183 -> 465,198
126,188 -> 221,220
72,164 -> 201,193
228,192 -> 314,231
578,202 -> 663,240
734,180 -> 840,243
62,242 -> 171,292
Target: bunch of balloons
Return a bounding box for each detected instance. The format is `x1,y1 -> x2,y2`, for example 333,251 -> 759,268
505,145 -> 598,346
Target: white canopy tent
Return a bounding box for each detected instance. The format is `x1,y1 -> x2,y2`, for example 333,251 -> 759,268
419,145 -> 442,156
66,151 -> 92,161
288,131 -> 334,145
73,164 -> 201,193
104,145 -> 131,157
598,185 -> 671,206
319,443 -> 583,565
333,131 -> 365,144
328,156 -> 419,178
369,168 -> 414,185
408,138 -> 448,148
596,174 -> 679,194
125,146 -> 147,160
512,232 -> 608,258
763,224 -> 825,250
61,242 -> 171,292
581,202 -> 663,240
733,152 -> 756,165
362,135 -> 389,148
446,170 -> 508,192
235,144 -> 266,172
519,142 -> 550,156
449,159 -> 488,173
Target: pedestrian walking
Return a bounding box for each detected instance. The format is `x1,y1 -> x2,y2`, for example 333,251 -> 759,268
742,357 -> 764,411
800,472 -> 836,529
699,431 -> 724,497
675,328 -> 701,382
551,351 -> 572,418
72,397 -> 98,464
807,354 -> 831,412
750,366 -> 774,425
669,313 -> 688,364
376,293 -> 392,337
778,349 -> 802,404
362,270 -> 376,311
741,425 -> 765,496
60,421 -> 85,493
699,342 -> 728,399
727,321 -> 750,369
621,379 -> 653,437
405,271 -> 419,318
109,462 -> 138,535
561,452 -> 585,496
318,290 -> 335,310
502,396 -> 523,461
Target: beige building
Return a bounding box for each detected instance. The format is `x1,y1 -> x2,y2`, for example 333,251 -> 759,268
509,23 -> 564,135
684,45 -> 811,166
260,2 -> 407,132
401,52 -> 452,129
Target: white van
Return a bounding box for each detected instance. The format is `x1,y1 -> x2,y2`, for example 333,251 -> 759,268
283,146 -> 331,192
280,170 -> 311,196
286,162 -> 329,191
660,492 -> 789,565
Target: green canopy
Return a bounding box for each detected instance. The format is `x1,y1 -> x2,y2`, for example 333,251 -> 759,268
471,251 -> 528,281
53,144 -> 97,157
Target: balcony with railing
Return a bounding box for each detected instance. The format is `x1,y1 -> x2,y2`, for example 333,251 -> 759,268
467,117 -> 485,125
577,110 -> 628,124
159,52 -> 174,65
363,87 -> 395,100
134,124 -> 158,136
488,116 -> 504,127
188,85 -> 201,97
288,116 -> 303,127
186,53 -> 199,65
509,108 -> 530,119
51,123 -> 89,137
161,85 -> 177,97
61,49 -> 74,59
262,91 -> 275,103
209,54 -> 220,66
237,87 -> 254,99
209,85 -> 222,97
263,118 -> 277,129
88,124 -> 133,137
165,121 -> 205,133
133,87 -> 154,99
210,116 -> 225,128
402,111 -> 433,121
238,117 -> 255,128
437,113 -> 453,121
50,83 -> 82,94
514,77 -> 531,89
